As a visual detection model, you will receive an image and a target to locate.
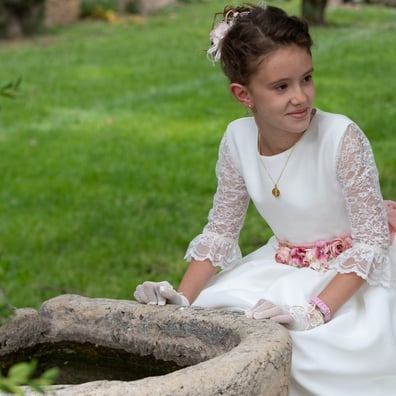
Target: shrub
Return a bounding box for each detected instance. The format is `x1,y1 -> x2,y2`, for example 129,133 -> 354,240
80,0 -> 118,18
0,0 -> 45,38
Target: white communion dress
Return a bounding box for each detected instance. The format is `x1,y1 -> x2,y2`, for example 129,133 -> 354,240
185,109 -> 396,396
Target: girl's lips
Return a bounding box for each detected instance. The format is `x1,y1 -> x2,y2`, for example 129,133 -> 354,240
287,109 -> 309,119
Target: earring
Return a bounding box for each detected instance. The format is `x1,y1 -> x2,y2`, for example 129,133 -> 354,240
245,103 -> 254,116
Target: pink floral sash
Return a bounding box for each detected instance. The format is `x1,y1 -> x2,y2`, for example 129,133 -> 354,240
275,200 -> 396,272
275,235 -> 352,272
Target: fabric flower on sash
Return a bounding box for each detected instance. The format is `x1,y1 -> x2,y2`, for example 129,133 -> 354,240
275,235 -> 352,272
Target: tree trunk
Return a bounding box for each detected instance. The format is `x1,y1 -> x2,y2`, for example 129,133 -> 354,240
0,2 -> 44,38
117,0 -> 129,12
5,13 -> 24,38
301,0 -> 328,25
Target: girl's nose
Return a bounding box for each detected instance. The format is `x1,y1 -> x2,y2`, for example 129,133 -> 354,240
290,85 -> 307,105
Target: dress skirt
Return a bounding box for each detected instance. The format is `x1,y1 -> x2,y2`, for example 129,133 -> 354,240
192,236 -> 396,396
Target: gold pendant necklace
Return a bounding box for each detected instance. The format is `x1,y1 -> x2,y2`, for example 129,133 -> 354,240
258,132 -> 299,198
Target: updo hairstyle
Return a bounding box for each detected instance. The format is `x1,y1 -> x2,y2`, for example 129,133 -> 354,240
218,5 -> 313,85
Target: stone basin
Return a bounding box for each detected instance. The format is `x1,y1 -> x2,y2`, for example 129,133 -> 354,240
0,294 -> 291,395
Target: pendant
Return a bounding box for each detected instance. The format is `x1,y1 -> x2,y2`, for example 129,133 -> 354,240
272,186 -> 280,197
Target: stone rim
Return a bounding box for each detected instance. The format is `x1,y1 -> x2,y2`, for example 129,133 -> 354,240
0,294 -> 291,396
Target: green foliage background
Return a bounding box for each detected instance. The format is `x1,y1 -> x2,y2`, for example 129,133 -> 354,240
0,0 -> 395,309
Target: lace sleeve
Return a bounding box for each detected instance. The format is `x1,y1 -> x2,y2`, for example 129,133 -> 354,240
184,132 -> 250,270
333,123 -> 393,287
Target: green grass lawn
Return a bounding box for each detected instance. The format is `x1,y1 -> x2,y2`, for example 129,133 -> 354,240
0,0 -> 395,309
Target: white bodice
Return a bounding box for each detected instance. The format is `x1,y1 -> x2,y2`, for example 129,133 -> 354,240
185,110 -> 394,287
228,111 -> 351,243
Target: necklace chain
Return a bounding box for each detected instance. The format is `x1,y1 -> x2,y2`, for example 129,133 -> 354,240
257,132 -> 299,198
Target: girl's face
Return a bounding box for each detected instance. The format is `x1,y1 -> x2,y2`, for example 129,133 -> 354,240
233,45 -> 315,143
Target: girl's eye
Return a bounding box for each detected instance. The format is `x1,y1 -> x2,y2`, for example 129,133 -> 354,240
275,84 -> 287,92
304,74 -> 313,83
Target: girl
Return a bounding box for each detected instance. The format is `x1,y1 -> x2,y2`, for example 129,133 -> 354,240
134,4 -> 396,395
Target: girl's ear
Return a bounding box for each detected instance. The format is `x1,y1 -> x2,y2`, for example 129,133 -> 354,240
230,83 -> 253,109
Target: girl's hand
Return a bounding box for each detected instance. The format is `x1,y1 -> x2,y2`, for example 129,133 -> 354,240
134,281 -> 190,306
245,299 -> 324,331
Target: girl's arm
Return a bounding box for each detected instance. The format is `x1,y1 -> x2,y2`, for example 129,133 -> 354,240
248,124 -> 391,328
181,131 -> 250,304
317,272 -> 365,315
314,123 -> 390,316
135,130 -> 250,306
177,259 -> 219,304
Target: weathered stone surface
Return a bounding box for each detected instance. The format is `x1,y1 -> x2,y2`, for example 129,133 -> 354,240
136,0 -> 176,16
0,294 -> 291,395
44,0 -> 81,26
0,308 -> 49,353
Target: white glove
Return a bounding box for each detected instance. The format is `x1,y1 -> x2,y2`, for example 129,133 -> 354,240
133,281 -> 189,306
245,299 -> 324,331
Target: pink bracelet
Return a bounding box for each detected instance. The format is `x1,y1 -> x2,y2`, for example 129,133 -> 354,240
309,295 -> 331,323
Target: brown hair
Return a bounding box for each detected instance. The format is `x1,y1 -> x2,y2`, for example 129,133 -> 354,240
217,5 -> 313,85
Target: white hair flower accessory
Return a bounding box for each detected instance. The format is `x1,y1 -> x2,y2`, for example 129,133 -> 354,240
207,20 -> 232,64
207,2 -> 266,65
207,10 -> 249,65
207,12 -> 236,64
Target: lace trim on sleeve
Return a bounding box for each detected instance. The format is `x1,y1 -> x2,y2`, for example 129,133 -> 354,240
331,242 -> 392,287
184,132 -> 250,270
334,123 -> 394,287
184,232 -> 242,270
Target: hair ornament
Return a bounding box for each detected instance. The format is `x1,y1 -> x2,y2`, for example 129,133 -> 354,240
207,9 -> 249,65
257,0 -> 267,9
206,2 -> 266,65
